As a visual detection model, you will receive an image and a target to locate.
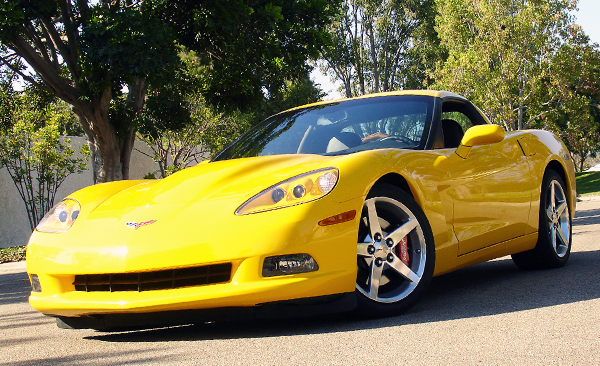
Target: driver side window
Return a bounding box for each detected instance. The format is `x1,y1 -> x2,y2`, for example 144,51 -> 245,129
441,111 -> 473,133
440,101 -> 482,149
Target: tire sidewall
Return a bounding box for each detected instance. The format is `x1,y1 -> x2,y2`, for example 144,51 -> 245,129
536,170 -> 572,267
355,183 -> 436,316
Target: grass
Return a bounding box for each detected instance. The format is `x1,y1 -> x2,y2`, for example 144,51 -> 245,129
576,171 -> 600,196
0,245 -> 26,263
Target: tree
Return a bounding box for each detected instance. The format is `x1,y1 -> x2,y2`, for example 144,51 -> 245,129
138,95 -> 252,178
150,0 -> 338,112
318,0 -> 439,98
258,72 -> 326,121
0,88 -> 89,231
544,27 -> 600,171
0,0 -> 179,182
0,0 -> 336,182
433,0 -> 577,131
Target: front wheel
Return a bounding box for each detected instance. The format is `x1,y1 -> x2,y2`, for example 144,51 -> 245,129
512,170 -> 572,270
355,184 -> 435,316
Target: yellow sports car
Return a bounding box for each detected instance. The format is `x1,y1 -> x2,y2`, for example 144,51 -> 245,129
26,90 -> 576,330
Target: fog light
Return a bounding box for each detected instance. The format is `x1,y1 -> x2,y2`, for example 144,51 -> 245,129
30,274 -> 42,292
262,254 -> 319,277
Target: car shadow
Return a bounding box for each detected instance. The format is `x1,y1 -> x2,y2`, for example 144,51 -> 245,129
87,248 -> 600,343
0,272 -> 31,306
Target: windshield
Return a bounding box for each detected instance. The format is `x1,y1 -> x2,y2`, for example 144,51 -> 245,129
213,95 -> 434,161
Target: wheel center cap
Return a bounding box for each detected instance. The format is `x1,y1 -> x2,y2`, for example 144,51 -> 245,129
375,242 -> 392,257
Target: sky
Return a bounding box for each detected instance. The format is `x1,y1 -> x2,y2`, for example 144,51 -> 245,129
312,0 -> 600,100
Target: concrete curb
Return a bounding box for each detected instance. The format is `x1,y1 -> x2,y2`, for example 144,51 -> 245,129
0,260 -> 26,275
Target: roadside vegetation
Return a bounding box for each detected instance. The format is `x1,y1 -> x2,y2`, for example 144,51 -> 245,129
576,171 -> 600,196
0,246 -> 26,263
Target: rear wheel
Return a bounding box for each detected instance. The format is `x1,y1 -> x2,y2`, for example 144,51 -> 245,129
355,184 -> 435,316
512,170 -> 572,270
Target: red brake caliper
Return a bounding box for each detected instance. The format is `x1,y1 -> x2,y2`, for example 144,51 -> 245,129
397,236 -> 410,266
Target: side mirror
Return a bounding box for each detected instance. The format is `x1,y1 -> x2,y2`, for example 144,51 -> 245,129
456,124 -> 505,158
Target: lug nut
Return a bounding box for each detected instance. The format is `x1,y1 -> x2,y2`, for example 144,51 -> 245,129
367,245 -> 375,255
387,253 -> 394,262
374,233 -> 382,242
375,258 -> 383,267
386,238 -> 394,247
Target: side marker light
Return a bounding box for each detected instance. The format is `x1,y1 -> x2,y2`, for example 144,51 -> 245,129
318,210 -> 357,226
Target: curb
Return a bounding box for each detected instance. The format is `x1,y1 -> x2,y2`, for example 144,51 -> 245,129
0,260 -> 27,275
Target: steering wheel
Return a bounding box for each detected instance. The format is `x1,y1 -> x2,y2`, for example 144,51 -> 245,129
379,135 -> 414,144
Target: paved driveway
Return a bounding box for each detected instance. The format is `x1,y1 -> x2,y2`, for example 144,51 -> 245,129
2,197 -> 599,365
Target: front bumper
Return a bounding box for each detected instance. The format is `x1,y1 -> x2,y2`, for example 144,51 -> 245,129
27,196 -> 362,318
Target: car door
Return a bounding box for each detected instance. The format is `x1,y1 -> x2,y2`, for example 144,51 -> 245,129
439,100 -> 534,256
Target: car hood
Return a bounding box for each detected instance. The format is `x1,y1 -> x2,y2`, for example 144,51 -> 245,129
28,153 -> 369,273
90,154 -> 343,214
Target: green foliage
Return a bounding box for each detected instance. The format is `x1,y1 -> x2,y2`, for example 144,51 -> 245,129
542,29 -> 600,172
0,89 -> 90,231
139,94 -> 252,178
80,4 -> 179,89
433,0 -> 577,131
319,0 -> 440,97
575,171 -> 600,196
433,0 -> 600,169
0,245 -> 27,263
1,1 -> 336,182
150,0 -> 338,112
258,72 -> 326,121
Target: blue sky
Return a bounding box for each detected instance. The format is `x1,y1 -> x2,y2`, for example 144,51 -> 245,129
313,0 -> 600,99
574,0 -> 600,44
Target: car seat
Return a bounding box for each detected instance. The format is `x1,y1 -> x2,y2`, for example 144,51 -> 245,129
326,132 -> 363,153
441,119 -> 464,148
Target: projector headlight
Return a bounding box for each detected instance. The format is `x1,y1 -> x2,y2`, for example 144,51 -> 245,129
36,198 -> 81,233
235,168 -> 339,215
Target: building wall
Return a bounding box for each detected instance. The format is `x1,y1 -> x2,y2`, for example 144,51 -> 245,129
0,137 -> 160,248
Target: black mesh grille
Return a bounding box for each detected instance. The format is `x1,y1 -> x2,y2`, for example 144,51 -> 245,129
73,263 -> 232,292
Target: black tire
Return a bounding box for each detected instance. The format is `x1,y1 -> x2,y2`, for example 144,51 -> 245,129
355,183 -> 435,316
512,170 -> 572,270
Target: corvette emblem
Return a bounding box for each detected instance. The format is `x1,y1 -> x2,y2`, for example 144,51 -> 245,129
126,220 -> 157,230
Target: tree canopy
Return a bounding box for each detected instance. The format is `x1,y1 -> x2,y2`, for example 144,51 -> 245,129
433,0 -> 577,130
0,0 -> 336,182
432,0 -> 600,170
319,0 -> 441,98
150,0 -> 338,111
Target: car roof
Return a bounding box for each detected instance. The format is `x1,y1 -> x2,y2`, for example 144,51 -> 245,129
288,90 -> 466,112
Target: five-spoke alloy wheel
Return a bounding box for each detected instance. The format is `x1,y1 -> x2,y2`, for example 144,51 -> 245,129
355,184 -> 435,316
512,170 -> 572,269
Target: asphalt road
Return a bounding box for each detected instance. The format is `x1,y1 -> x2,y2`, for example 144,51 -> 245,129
2,197 -> 599,365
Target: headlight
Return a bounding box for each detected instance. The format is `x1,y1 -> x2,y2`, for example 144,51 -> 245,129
36,198 -> 81,233
236,168 -> 339,215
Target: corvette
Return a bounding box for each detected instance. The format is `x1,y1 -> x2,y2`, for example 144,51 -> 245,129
26,90 -> 576,330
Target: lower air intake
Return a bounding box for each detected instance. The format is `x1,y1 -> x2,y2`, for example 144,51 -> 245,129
73,263 -> 232,292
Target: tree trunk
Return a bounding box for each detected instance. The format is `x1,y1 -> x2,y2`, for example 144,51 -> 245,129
71,87 -> 128,183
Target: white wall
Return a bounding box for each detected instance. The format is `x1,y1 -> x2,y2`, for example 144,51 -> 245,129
0,137 -> 161,248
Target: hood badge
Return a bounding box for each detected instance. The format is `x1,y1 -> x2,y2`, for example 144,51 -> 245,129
126,220 -> 157,230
